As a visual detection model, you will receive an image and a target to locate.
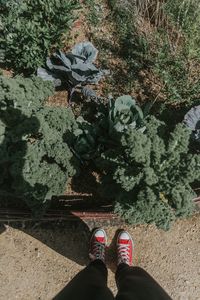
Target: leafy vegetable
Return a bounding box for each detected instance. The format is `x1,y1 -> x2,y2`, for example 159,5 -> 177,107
184,105 -> 200,143
109,95 -> 145,134
37,42 -> 108,101
95,116 -> 200,230
0,75 -> 79,214
0,0 -> 78,73
72,117 -> 99,161
72,95 -> 145,160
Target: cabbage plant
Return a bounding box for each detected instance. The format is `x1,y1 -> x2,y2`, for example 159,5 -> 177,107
184,105 -> 200,143
109,95 -> 145,134
38,42 -> 107,102
71,95 -> 145,161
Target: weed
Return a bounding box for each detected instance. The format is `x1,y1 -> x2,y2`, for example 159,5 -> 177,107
0,0 -> 79,73
164,0 -> 200,59
85,0 -> 104,25
107,0 -> 200,106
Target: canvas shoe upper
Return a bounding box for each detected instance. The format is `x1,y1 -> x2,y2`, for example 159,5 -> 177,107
117,230 -> 133,266
89,228 -> 107,262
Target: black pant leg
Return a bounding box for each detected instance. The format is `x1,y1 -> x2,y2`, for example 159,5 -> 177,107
53,259 -> 114,300
115,263 -> 172,300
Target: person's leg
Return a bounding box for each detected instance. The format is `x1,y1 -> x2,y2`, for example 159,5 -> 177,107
115,263 -> 172,300
54,259 -> 114,300
53,228 -> 114,300
115,230 -> 172,300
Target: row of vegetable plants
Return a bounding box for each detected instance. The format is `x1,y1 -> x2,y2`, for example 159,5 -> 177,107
0,0 -> 199,230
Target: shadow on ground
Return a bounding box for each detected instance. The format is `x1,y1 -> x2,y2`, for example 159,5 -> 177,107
13,217 -> 91,266
0,218 -> 122,270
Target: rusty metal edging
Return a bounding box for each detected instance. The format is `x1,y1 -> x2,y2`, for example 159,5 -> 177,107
0,209 -> 120,222
0,196 -> 199,223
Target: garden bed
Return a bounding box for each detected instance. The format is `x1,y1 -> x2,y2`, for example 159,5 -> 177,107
0,0 -> 199,231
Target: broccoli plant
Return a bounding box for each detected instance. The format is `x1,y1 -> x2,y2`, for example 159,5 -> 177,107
184,105 -> 200,143
95,116 -> 200,230
0,75 -> 79,215
38,42 -> 108,102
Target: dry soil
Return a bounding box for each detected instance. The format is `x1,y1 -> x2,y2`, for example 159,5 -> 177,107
0,214 -> 200,300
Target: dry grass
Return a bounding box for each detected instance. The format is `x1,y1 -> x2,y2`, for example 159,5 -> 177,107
135,0 -> 167,27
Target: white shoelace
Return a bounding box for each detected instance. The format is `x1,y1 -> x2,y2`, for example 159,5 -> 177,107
118,244 -> 130,265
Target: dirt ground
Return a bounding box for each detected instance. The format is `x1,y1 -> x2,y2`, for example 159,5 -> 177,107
0,214 -> 200,300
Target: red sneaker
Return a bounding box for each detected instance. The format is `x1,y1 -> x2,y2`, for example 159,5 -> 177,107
89,228 -> 107,262
117,230 -> 134,266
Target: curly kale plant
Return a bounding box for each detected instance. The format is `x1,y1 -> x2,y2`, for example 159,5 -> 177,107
38,42 -> 107,101
0,0 -> 78,73
184,105 -> 200,143
95,117 -> 200,230
0,75 -> 78,214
